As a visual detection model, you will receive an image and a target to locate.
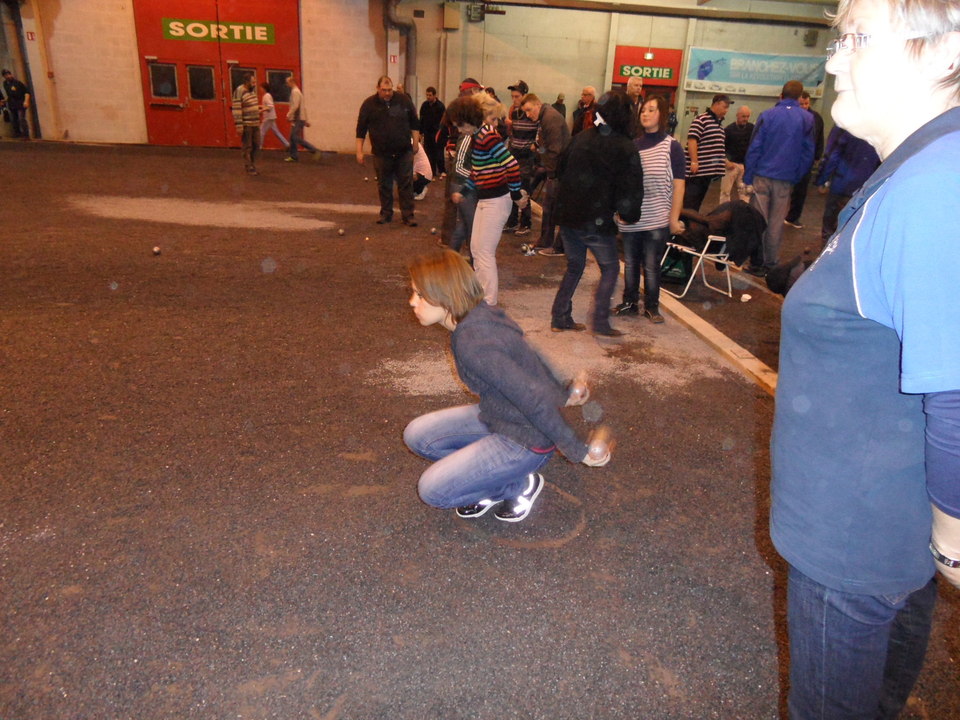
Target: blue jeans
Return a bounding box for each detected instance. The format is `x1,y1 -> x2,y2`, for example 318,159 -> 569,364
449,191 -> 477,253
621,227 -> 668,311
288,119 -> 318,160
750,175 -> 793,268
786,565 -> 937,720
551,226 -> 620,332
403,404 -> 551,509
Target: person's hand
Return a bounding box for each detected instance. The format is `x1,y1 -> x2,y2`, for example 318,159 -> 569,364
818,185 -> 828,195
743,184 -> 754,196
690,160 -> 699,175
355,151 -> 365,166
582,447 -> 611,467
566,370 -> 589,406
515,189 -> 529,210
670,219 -> 685,236
582,427 -> 613,467
451,192 -> 464,205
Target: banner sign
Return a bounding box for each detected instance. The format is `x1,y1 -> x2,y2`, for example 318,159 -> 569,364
613,47 -> 684,87
163,18 -> 275,45
683,47 -> 826,97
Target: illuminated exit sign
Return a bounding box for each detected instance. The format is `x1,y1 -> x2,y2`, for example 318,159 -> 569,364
163,18 -> 275,44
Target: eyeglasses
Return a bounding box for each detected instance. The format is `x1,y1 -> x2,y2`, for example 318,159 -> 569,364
826,31 -> 932,58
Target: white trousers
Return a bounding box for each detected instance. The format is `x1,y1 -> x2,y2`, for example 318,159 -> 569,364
470,194 -> 513,306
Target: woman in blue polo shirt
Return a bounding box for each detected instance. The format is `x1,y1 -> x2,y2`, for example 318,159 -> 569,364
770,0 -> 960,716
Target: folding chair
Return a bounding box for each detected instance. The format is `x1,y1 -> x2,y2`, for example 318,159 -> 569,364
660,234 -> 734,300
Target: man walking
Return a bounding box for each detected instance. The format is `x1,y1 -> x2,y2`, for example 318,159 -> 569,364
625,77 -> 644,138
419,87 -> 445,178
285,76 -> 318,162
743,81 -> 814,275
232,72 -> 260,175
521,93 -> 570,255
783,90 -> 825,228
2,69 -> 31,140
571,86 -> 598,137
719,106 -> 753,204
551,92 -> 644,336
356,76 -> 421,226
505,80 -> 536,236
683,94 -> 730,210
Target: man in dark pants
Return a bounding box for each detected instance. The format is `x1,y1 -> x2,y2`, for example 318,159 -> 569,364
550,92 -> 644,336
2,69 -> 32,139
683,94 -> 730,211
521,93 -> 570,256
505,80 -> 536,236
783,91 -> 824,228
356,76 -> 421,226
439,78 -> 484,245
419,87 -> 446,178
231,72 -> 260,175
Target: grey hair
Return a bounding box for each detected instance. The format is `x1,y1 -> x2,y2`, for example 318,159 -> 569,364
833,0 -> 960,99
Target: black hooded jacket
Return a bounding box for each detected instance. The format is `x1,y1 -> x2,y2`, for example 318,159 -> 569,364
554,93 -> 644,235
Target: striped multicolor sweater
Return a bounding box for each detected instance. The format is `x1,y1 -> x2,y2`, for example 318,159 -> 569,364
465,125 -> 522,199
232,85 -> 259,127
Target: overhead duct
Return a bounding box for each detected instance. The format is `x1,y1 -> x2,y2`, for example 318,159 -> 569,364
384,0 -> 417,100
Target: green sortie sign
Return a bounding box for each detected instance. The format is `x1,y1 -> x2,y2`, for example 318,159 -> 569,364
163,18 -> 275,44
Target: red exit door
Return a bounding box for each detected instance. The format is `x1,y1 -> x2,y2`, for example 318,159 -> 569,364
132,0 -> 301,148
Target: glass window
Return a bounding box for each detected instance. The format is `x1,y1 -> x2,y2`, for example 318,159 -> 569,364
229,67 -> 256,95
188,66 -> 215,100
267,70 -> 293,103
149,63 -> 178,99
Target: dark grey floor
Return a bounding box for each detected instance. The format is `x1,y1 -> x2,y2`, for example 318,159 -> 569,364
1,142 -> 956,719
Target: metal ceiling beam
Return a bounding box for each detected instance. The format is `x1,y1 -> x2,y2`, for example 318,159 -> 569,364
474,0 -> 835,27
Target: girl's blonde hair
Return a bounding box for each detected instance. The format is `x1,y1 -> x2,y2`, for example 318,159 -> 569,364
408,250 -> 484,322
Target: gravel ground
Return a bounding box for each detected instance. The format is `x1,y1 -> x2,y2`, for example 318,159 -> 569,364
1,141 -> 956,720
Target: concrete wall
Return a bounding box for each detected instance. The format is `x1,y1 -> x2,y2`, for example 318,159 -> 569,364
300,0 -> 385,154
23,0 -> 146,143
8,0 -> 834,151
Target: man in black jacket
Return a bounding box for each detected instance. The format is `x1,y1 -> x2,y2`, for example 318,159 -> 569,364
550,92 -> 644,337
419,87 -> 446,178
356,76 -> 421,226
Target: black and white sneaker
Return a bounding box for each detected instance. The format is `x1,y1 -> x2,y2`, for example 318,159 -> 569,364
456,499 -> 501,518
494,473 -> 545,523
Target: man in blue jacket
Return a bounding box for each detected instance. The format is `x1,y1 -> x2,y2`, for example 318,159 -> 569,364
743,81 -> 814,275
814,126 -> 880,246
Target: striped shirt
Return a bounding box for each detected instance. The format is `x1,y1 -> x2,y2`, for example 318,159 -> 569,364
466,125 -> 521,199
508,106 -> 538,156
232,84 -> 259,127
619,132 -> 685,232
685,109 -> 726,177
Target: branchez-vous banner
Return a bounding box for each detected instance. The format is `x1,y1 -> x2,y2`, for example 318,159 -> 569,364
684,47 -> 827,97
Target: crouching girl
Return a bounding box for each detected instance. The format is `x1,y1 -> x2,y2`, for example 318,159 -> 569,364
403,250 -> 610,522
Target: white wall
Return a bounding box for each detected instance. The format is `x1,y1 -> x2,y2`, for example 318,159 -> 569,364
24,0 -> 146,143
300,0 -> 386,153
13,0 -> 835,150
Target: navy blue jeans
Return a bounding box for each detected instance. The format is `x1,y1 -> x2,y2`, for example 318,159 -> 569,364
621,227 -> 668,311
786,565 -> 937,719
404,404 -> 551,508
551,226 -> 619,333
288,119 -> 317,160
449,191 -> 477,253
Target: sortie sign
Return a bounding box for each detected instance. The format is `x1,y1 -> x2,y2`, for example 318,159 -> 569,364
612,47 -> 684,86
163,18 -> 276,44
